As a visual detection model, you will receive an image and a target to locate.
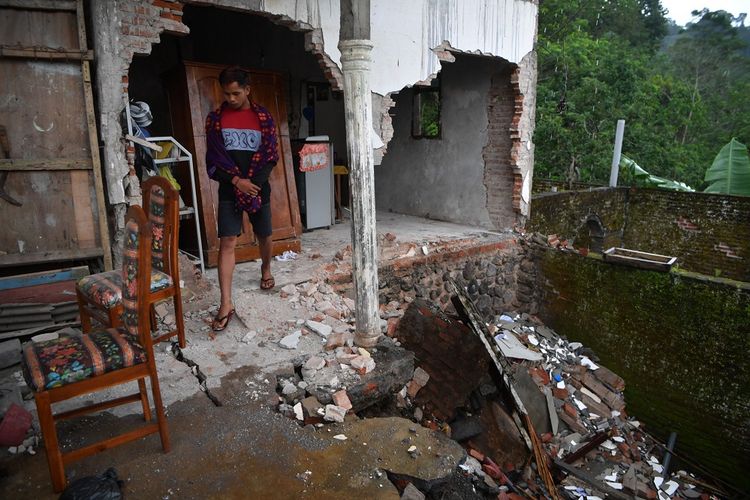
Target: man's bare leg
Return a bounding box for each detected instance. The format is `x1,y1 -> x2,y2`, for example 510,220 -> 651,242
258,234 -> 273,288
217,235 -> 237,321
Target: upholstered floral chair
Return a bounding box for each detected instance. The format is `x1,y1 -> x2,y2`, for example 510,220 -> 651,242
22,205 -> 170,492
76,176 -> 186,347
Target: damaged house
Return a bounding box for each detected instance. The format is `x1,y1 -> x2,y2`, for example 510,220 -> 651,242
1,0 -> 745,498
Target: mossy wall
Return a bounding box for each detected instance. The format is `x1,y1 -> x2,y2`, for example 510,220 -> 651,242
535,249 -> 750,490
529,188 -> 750,281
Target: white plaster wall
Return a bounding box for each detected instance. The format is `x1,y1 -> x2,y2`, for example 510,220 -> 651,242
259,0 -> 537,96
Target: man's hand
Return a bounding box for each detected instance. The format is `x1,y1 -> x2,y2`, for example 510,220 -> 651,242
234,178 -> 261,196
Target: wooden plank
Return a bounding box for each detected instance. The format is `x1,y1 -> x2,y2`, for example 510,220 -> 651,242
125,134 -> 163,152
0,0 -> 76,11
0,46 -> 92,59
0,279 -> 78,304
70,170 -> 96,248
0,158 -> 92,171
0,247 -> 103,267
0,266 -> 87,290
0,7 -> 78,48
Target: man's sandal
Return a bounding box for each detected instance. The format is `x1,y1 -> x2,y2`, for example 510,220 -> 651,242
260,277 -> 275,290
211,308 -> 235,331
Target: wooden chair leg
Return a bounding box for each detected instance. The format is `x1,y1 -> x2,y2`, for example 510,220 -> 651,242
138,378 -> 152,422
36,391 -> 67,493
172,289 -> 186,348
149,368 -> 170,453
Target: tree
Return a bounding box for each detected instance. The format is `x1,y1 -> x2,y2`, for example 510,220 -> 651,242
534,3 -> 750,189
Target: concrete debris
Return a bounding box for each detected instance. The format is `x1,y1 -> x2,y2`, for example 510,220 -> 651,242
240,331 -> 257,344
303,356 -> 326,371
411,367 -> 430,387
305,320 -> 333,338
400,482 -> 425,500
293,402 -> 304,421
0,339 -> 22,370
323,404 -> 346,423
350,355 -> 376,373
279,330 -> 302,350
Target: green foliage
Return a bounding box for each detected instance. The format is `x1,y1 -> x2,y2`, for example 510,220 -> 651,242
535,2 -> 750,189
703,138 -> 750,196
619,155 -> 695,191
420,92 -> 440,138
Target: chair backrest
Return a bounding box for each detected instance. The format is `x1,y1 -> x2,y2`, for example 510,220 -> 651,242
141,176 -> 179,276
121,205 -> 153,348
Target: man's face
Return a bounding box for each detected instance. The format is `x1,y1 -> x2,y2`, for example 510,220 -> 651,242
222,81 -> 251,110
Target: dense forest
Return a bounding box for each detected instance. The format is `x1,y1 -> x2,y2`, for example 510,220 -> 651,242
534,0 -> 750,190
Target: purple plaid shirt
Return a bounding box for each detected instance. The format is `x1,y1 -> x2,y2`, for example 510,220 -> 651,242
205,101 -> 279,213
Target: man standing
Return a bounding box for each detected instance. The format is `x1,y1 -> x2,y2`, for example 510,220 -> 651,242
205,66 -> 279,331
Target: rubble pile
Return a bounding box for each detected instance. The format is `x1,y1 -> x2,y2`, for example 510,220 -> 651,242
481,312 -> 724,500
278,279 -> 407,341
273,333 -> 415,427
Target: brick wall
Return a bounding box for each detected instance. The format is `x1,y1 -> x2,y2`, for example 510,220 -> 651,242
624,190 -> 750,281
483,68 -> 517,229
529,187 -> 750,282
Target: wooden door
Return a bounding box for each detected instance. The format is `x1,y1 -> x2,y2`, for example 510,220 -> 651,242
168,62 -> 301,267
0,0 -> 111,270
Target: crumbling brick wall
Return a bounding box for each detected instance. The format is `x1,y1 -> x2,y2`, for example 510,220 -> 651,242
528,187 -> 750,282
482,68 -> 517,229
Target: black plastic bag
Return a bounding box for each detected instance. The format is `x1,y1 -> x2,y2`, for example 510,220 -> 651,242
59,468 -> 123,500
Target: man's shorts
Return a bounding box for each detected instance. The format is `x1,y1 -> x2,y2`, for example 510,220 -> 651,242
217,200 -> 273,238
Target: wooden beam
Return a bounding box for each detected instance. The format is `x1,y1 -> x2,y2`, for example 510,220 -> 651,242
0,0 -> 76,11
0,248 -> 103,267
0,46 -> 93,60
0,266 -> 88,291
0,158 -> 93,171
125,134 -> 163,152
81,59 -> 113,270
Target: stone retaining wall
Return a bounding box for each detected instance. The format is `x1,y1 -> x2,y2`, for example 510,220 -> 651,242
328,238 -> 529,321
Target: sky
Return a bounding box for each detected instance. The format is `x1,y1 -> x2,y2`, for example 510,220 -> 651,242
660,0 -> 748,26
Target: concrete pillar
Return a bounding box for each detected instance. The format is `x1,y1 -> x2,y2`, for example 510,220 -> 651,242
91,0 -> 129,268
339,37 -> 381,347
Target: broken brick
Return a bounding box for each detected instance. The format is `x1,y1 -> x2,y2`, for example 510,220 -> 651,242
468,448 -> 485,462
332,390 -> 352,411
552,387 -> 569,400
406,380 -> 422,398
563,402 -> 577,418
528,367 -> 550,386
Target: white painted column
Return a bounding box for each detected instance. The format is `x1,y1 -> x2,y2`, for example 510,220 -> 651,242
339,40 -> 381,348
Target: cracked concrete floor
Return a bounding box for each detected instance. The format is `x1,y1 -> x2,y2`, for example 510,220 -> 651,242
0,212 -> 489,496
0,368 -> 465,499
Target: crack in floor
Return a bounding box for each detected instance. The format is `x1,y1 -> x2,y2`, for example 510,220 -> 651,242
168,342 -> 223,407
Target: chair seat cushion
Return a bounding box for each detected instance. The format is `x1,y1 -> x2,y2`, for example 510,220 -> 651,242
22,329 -> 147,392
77,269 -> 173,308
